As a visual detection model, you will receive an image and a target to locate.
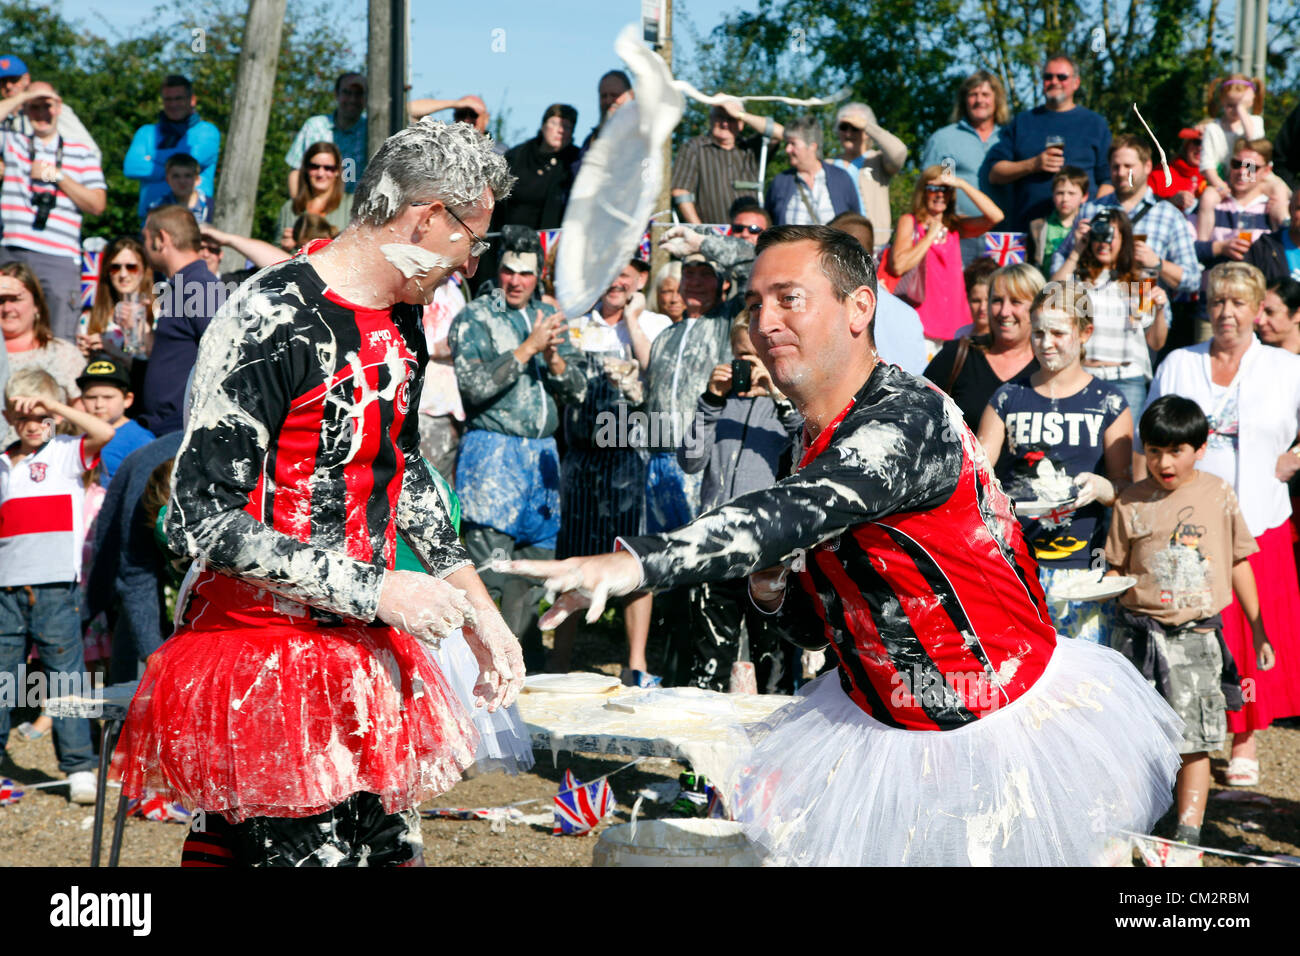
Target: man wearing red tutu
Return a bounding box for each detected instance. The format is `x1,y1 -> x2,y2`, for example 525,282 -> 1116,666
112,120 -> 525,867
504,225 -> 1184,866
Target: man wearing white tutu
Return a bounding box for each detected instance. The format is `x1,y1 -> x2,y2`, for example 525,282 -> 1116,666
111,121 -> 525,866
504,224 -> 1184,866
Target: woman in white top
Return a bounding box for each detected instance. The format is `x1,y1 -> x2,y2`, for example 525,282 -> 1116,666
1145,262 -> 1300,786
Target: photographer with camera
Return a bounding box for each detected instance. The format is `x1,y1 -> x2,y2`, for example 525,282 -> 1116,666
676,314 -> 803,693
1052,205 -> 1169,421
0,82 -> 105,342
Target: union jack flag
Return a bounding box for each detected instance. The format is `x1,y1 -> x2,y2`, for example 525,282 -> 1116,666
80,246 -> 103,310
537,229 -> 562,260
0,778 -> 24,806
127,792 -> 191,823
637,228 -> 652,263
552,768 -> 614,835
984,232 -> 1027,265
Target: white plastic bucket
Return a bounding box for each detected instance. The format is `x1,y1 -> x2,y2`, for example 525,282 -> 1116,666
591,818 -> 761,867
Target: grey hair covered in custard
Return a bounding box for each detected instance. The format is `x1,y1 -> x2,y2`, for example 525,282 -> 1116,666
352,119 -> 516,226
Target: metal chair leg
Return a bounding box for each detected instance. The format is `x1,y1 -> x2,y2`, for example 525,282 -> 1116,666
89,718 -> 116,867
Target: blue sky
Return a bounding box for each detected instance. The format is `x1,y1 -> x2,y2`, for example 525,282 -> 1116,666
55,0 -> 760,145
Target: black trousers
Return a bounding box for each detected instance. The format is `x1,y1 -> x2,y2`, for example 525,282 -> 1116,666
680,578 -> 795,695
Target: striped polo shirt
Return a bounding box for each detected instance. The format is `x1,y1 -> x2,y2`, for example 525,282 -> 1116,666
0,435 -> 97,585
1,129 -> 105,260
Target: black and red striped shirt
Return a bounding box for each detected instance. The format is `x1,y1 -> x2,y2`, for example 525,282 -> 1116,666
622,362 -> 1057,731
166,244 -> 469,630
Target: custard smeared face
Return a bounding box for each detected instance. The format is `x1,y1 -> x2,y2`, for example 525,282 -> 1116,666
1030,310 -> 1086,372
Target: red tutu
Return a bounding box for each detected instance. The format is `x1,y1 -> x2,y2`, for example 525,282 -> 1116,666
111,623 -> 479,823
1223,522 -> 1300,734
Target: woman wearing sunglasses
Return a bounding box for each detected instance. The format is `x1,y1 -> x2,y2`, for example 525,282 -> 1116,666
276,141 -> 352,251
887,164 -> 1004,347
77,236 -> 156,362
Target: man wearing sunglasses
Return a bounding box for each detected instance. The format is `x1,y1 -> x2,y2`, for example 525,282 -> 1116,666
113,119 -> 526,867
986,54 -> 1113,231
1196,138 -> 1281,273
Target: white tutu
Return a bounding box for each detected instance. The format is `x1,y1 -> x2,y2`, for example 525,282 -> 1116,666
727,638 -> 1183,866
427,631 -> 535,775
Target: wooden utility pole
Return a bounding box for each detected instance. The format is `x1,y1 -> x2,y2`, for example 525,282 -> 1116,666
368,0 -> 409,163
651,0 -> 674,278
213,0 -> 288,249
367,0 -> 392,162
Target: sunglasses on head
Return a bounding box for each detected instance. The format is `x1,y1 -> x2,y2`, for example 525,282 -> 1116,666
308,162 -> 338,172
730,223 -> 764,235
108,262 -> 141,274
1042,72 -> 1071,82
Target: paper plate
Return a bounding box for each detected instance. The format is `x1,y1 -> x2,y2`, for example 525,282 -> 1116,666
1050,575 -> 1137,603
1015,498 -> 1074,517
523,673 -> 623,695
554,24 -> 684,318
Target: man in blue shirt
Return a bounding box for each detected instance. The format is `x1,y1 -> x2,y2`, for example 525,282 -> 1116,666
123,75 -> 221,224
137,205 -> 227,435
921,70 -> 1014,263
986,55 -> 1113,231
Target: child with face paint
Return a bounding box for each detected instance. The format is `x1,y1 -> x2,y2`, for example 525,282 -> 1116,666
978,280 -> 1134,643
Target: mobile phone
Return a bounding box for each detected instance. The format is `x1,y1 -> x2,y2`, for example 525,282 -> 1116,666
730,358 -> 752,395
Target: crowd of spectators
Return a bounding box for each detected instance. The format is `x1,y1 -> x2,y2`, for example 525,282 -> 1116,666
1,44 -> 1299,819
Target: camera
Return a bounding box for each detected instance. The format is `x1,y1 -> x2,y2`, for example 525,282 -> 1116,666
1089,209 -> 1116,245
31,190 -> 57,231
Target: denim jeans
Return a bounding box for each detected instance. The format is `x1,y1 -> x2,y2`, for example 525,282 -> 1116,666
0,582 -> 96,773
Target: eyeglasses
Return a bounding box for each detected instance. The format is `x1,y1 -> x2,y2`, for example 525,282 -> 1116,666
443,206 -> 490,257
1042,72 -> 1071,82
308,162 -> 338,172
730,224 -> 764,235
108,262 -> 141,274
1229,159 -> 1259,172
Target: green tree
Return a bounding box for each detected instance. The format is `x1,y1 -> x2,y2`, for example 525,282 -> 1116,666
1,0 -> 355,243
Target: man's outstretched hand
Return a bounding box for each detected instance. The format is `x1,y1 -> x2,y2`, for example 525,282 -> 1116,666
496,552 -> 643,628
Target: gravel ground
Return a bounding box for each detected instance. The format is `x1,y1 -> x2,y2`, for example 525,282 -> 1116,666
2,621 -> 1298,867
